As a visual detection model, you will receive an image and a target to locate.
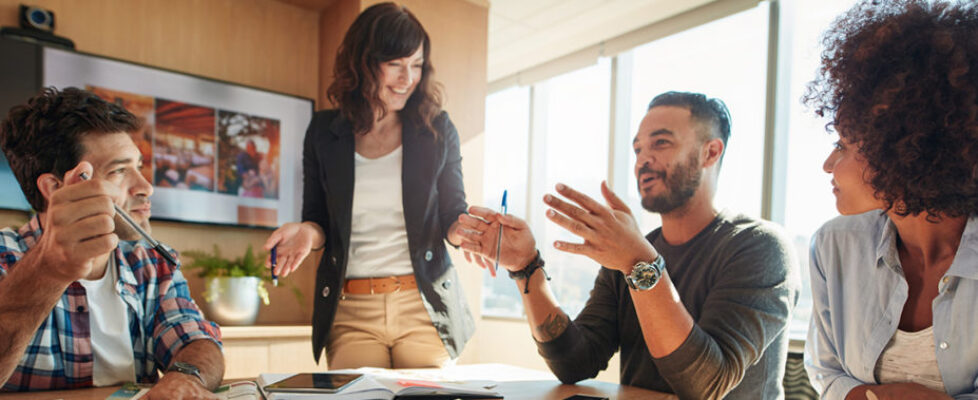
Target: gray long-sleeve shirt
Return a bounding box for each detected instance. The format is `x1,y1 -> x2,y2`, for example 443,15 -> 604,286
537,211 -> 800,399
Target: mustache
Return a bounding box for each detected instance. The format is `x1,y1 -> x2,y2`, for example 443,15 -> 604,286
637,164 -> 665,179
126,198 -> 151,208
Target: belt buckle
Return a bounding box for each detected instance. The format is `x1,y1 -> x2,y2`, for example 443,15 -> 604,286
393,276 -> 402,293
369,277 -> 374,295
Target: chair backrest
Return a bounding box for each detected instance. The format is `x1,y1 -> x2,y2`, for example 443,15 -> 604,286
784,351 -> 819,399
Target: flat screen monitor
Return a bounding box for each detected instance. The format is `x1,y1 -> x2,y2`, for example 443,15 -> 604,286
0,42 -> 312,229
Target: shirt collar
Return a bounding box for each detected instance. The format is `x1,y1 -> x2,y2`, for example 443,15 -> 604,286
875,213 -> 901,271
946,215 -> 978,281
874,213 -> 978,280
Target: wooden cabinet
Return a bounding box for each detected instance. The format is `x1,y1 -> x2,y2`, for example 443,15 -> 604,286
220,325 -> 325,379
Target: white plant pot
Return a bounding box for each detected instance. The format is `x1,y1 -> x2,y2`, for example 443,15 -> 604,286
203,276 -> 261,326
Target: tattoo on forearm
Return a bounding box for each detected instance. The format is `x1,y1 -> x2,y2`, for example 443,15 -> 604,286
535,312 -> 570,342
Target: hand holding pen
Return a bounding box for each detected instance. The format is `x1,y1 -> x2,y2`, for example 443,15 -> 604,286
34,162 -> 124,282
78,170 -> 178,266
270,245 -> 278,286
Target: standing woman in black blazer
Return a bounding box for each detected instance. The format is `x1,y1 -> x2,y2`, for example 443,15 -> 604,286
263,2 -> 475,369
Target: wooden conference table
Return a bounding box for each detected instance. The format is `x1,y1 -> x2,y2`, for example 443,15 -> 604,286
0,364 -> 675,400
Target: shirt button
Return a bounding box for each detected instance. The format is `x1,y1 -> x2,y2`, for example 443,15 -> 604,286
424,251 -> 433,261
330,256 -> 338,265
321,286 -> 331,298
442,280 -> 452,289
942,276 -> 950,284
939,341 -> 949,350
76,306 -> 85,313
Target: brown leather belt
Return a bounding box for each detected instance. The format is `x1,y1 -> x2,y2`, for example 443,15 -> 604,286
343,274 -> 417,295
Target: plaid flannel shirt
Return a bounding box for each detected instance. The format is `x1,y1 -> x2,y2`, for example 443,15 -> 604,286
0,215 -> 222,391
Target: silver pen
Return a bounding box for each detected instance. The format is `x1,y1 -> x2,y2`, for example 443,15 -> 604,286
78,172 -> 178,266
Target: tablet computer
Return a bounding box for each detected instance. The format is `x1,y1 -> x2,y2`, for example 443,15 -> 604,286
263,373 -> 365,393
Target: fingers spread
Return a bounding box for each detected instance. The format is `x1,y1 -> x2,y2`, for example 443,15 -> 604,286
600,181 -> 631,213
554,183 -> 608,217
546,208 -> 592,237
553,240 -> 589,255
544,193 -> 596,228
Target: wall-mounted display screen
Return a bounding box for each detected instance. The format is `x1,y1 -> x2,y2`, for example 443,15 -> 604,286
0,42 -> 312,229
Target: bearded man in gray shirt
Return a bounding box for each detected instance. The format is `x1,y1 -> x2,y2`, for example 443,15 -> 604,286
458,91 -> 800,399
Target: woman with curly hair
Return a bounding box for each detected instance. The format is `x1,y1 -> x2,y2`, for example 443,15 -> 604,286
804,0 -> 978,399
262,2 -> 476,369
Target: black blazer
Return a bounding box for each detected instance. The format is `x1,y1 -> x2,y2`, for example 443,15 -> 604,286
302,109 -> 474,364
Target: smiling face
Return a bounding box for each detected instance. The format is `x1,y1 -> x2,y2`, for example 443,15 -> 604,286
822,137 -> 884,215
633,106 -> 706,214
377,44 -> 424,113
80,131 -> 154,240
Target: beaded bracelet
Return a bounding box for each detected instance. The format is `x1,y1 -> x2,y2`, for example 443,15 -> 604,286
508,250 -> 550,294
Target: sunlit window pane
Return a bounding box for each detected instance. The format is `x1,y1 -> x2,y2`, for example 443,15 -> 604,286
535,58 -> 612,318
481,85 -> 530,318
782,0 -> 860,340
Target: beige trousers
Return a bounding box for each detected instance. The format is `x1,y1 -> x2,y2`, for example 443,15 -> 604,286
327,288 -> 450,369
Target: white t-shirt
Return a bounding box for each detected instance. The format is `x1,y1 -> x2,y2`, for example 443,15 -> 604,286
78,254 -> 136,387
346,146 -> 415,279
874,326 -> 945,392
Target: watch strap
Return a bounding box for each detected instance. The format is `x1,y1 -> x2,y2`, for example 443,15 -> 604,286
167,361 -> 204,385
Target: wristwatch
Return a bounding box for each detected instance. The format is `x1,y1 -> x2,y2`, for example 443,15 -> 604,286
166,361 -> 204,385
624,255 -> 665,291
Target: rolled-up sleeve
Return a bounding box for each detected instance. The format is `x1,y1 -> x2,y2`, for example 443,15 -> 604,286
151,266 -> 222,369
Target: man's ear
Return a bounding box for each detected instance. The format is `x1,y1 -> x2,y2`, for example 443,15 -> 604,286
36,173 -> 62,204
700,138 -> 725,168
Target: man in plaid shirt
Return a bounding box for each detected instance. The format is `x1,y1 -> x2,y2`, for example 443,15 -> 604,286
0,87 -> 224,399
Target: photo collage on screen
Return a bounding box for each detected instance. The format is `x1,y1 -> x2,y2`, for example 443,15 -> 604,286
88,85 -> 282,201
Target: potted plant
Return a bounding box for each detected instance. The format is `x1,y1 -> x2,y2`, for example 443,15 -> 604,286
182,244 -> 300,326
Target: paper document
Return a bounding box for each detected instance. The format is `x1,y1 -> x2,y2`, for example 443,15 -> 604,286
258,372 -> 501,399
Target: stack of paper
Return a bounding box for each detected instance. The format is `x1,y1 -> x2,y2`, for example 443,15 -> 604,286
258,372 -> 501,400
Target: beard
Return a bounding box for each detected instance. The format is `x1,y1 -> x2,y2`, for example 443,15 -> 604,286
114,199 -> 151,241
639,151 -> 702,214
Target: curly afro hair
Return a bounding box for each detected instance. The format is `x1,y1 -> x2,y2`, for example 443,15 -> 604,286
805,0 -> 978,219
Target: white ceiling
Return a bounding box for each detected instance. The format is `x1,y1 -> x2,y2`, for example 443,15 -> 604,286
487,0 -> 716,82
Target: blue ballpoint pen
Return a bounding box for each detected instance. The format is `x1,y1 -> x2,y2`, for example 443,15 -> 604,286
270,245 -> 278,286
493,190 -> 508,274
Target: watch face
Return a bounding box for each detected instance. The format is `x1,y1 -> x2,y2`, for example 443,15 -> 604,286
170,361 -> 200,374
629,259 -> 662,290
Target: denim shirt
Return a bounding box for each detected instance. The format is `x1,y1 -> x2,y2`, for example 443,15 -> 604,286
805,211 -> 978,399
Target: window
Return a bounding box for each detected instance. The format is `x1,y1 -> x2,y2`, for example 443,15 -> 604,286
481,59 -> 611,318
481,85 -> 530,317
482,1 -> 867,343
781,0 -> 861,340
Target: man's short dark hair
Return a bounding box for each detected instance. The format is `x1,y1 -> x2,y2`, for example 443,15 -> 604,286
648,91 -> 732,147
0,87 -> 141,212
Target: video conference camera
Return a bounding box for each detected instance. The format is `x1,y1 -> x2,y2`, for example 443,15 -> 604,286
0,4 -> 75,50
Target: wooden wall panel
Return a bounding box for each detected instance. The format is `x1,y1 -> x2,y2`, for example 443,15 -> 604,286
0,0 -> 320,324
318,0 -> 359,108
0,0 -> 319,100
